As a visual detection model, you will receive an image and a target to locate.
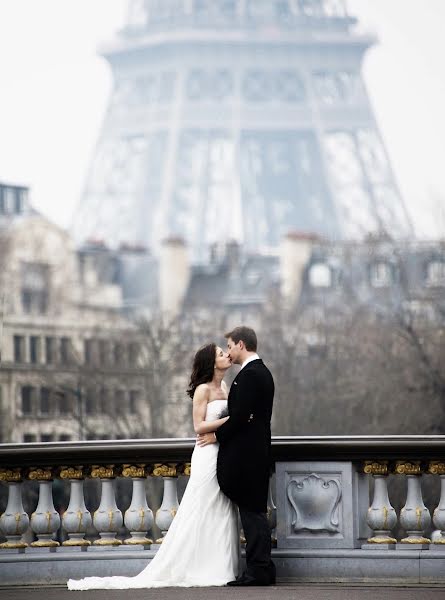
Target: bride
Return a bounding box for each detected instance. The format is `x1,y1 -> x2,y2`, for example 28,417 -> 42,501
68,343 -> 239,590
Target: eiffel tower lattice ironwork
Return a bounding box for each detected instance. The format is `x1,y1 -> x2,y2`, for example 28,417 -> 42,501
72,0 -> 413,263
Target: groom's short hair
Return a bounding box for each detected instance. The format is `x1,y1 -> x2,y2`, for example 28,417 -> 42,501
225,326 -> 257,352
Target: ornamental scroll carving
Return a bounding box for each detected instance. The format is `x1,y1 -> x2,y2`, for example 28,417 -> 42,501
287,473 -> 341,533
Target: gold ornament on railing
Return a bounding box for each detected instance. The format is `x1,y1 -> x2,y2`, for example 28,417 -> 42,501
152,463 -> 178,477
28,468 -> 53,481
363,461 -> 389,476
122,464 -> 149,478
394,461 -> 422,476
0,468 -> 22,482
59,466 -> 85,480
428,461 -> 445,476
91,465 -> 118,479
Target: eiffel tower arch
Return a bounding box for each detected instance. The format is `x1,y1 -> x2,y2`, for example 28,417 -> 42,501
73,0 -> 413,264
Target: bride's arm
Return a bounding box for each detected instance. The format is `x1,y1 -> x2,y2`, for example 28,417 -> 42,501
192,385 -> 229,434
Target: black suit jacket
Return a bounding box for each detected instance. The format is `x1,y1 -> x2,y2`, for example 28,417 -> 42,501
215,358 -> 274,513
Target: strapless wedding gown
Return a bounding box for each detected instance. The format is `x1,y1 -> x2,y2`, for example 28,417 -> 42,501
67,399 -> 239,589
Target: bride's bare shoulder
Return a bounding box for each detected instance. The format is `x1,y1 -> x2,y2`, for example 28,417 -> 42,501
193,383 -> 211,403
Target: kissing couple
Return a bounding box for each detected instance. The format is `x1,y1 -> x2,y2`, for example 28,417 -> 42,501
68,325 -> 275,590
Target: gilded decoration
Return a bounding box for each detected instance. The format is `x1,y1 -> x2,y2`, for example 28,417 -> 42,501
367,536 -> 397,544
153,463 -> 178,477
93,538 -> 122,546
28,468 -> 53,481
363,461 -> 389,476
0,540 -> 28,549
91,465 -> 117,479
59,466 -> 85,480
62,538 -> 91,547
177,463 -> 191,476
428,461 -> 445,475
0,468 -> 22,482
30,539 -> 60,548
400,536 -> 431,544
122,464 -> 149,478
124,537 -> 153,545
394,461 -> 422,476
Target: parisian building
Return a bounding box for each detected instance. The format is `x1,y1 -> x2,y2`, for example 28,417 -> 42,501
0,182 -> 152,443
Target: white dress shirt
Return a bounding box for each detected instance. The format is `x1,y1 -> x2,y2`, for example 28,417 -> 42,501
240,353 -> 260,370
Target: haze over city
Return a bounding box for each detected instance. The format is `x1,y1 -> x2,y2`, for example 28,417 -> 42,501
0,0 -> 444,239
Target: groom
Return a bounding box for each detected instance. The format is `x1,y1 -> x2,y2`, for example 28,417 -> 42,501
198,325 -> 275,586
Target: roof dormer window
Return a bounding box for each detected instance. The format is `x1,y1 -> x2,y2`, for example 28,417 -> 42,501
426,260 -> 445,287
370,261 -> 392,288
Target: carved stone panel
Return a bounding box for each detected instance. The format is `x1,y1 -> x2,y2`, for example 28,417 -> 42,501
276,461 -> 366,548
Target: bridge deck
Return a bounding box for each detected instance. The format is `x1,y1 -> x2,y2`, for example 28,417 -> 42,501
1,584 -> 445,600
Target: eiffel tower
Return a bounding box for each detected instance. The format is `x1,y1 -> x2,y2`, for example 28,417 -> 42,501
73,0 -> 413,264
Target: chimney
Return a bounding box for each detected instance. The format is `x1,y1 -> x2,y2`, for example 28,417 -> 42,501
280,231 -> 317,307
159,237 -> 190,316
226,240 -> 240,271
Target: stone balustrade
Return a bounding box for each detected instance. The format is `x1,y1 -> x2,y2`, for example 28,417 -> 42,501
1,436 -> 445,585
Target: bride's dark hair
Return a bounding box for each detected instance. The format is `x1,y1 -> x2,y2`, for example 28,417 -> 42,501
187,343 -> 216,399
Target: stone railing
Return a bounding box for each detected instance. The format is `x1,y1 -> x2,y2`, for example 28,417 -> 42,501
1,436 -> 445,585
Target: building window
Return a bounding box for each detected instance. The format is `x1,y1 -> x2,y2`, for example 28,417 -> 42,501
14,335 -> 25,362
113,343 -> 127,366
99,387 -> 109,413
84,339 -> 92,364
30,336 -> 41,364
59,434 -> 71,442
99,340 -> 109,366
15,188 -> 27,213
85,388 -> 96,415
60,337 -> 72,365
21,262 -> 49,314
128,342 -> 140,365
45,337 -> 55,364
57,392 -> 71,415
41,434 -> 53,443
308,263 -> 332,288
1,186 -> 15,214
115,389 -> 126,411
129,390 -> 140,414
370,262 -> 393,288
426,260 -> 445,286
40,387 -> 50,415
21,386 -> 34,415
23,433 -> 37,443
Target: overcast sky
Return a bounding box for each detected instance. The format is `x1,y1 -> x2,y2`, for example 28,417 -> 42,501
0,0 -> 444,238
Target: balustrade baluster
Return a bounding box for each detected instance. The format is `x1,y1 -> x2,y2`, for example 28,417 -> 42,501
28,468 -> 60,547
60,467 -> 92,547
395,461 -> 431,548
122,464 -> 153,545
429,461 -> 445,546
362,461 -> 397,548
0,469 -> 29,549
152,463 -> 179,545
91,465 -> 123,546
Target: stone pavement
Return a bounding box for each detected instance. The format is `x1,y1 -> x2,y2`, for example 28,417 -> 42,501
1,585 -> 445,600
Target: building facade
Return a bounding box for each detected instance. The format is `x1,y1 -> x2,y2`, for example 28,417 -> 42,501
0,183 -> 153,443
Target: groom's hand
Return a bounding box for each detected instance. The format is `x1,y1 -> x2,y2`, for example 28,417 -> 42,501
196,432 -> 217,447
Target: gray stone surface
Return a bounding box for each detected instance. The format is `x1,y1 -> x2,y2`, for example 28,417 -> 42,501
2,548 -> 445,586
2,584 -> 445,600
276,461 -> 367,549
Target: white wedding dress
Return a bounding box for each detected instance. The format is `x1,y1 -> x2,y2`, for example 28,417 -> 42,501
67,399 -> 239,590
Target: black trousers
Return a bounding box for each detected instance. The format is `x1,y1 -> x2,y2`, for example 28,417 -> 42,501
239,508 -> 275,583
